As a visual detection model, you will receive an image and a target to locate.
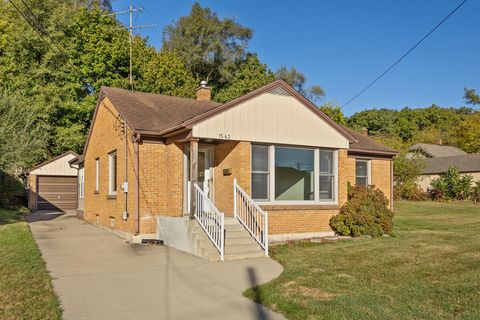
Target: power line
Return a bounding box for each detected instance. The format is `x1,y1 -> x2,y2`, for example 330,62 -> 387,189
342,0 -> 469,108
7,0 -> 79,73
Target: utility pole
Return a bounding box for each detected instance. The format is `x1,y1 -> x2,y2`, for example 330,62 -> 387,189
105,0 -> 157,91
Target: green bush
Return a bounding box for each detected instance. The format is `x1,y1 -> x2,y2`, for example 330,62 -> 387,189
330,185 -> 394,237
429,166 -> 473,200
0,170 -> 25,208
393,152 -> 426,200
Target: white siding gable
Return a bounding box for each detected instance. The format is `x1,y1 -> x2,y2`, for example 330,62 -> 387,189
30,153 -> 78,176
192,92 -> 349,149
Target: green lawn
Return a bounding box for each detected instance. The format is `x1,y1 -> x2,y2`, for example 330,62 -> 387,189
245,201 -> 480,320
0,208 -> 61,320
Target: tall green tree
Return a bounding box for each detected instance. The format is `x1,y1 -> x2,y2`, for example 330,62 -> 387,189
455,113 -> 480,153
275,66 -> 325,104
318,102 -> 347,125
464,88 -> 480,106
215,53 -> 275,103
162,2 -> 252,87
0,91 -> 47,174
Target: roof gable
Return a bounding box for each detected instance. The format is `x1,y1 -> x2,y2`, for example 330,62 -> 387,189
191,87 -> 351,149
185,80 -> 356,142
29,151 -> 78,175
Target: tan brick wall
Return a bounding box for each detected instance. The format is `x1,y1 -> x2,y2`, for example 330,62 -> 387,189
372,159 -> 392,205
214,141 -> 251,216
137,141 -> 184,234
84,97 -> 138,234
27,174 -> 37,211
267,209 -> 338,234
347,156 -> 392,205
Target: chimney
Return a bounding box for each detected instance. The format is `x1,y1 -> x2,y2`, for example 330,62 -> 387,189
196,80 -> 211,101
361,127 -> 369,137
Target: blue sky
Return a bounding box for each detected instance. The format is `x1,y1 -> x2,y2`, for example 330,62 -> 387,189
112,0 -> 479,115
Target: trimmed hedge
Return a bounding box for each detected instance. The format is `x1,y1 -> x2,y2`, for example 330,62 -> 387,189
330,185 -> 394,237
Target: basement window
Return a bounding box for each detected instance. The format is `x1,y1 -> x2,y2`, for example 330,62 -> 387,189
108,151 -> 117,195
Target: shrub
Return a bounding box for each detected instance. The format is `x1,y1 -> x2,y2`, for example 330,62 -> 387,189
330,185 -> 394,237
393,152 -> 426,200
471,181 -> 480,204
429,166 -> 473,200
0,170 -> 25,208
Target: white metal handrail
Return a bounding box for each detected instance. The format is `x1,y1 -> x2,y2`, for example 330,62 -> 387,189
193,183 -> 224,261
233,179 -> 268,256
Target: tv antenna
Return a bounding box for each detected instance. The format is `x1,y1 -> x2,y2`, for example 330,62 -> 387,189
105,0 -> 157,91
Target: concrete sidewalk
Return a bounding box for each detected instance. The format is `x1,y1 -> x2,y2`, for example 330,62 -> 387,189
28,213 -> 284,320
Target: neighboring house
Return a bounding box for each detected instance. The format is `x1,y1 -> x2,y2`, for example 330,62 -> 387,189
27,151 -> 78,211
80,80 -> 397,260
408,143 -> 480,191
409,143 -> 467,158
418,154 -> 480,191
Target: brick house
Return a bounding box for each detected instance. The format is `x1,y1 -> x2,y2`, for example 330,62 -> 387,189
76,80 -> 397,260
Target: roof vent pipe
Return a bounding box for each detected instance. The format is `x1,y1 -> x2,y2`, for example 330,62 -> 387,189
196,81 -> 211,101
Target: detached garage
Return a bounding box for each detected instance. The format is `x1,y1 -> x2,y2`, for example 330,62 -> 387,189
28,151 -> 79,212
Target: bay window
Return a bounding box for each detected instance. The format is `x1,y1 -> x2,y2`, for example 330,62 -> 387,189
251,144 -> 337,203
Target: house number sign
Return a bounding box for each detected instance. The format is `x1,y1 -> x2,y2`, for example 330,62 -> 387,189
218,133 -> 231,139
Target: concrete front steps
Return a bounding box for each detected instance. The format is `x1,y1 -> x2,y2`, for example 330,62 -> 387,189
223,217 -> 265,261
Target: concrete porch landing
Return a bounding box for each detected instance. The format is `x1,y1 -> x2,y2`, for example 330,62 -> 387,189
28,212 -> 284,320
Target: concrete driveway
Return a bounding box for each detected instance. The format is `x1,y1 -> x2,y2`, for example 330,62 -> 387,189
28,213 -> 284,320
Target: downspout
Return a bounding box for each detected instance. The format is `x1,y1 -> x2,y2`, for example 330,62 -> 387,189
123,120 -> 129,221
133,134 -> 140,234
390,158 -> 394,212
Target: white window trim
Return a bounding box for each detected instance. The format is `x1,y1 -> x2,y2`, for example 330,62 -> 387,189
355,159 -> 372,186
250,144 -> 270,202
78,167 -> 84,199
252,144 -> 339,206
95,158 -> 100,192
108,152 -> 117,196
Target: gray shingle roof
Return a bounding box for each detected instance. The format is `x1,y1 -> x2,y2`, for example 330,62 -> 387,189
341,125 -> 398,155
422,154 -> 480,174
100,87 -> 221,134
409,143 -> 467,158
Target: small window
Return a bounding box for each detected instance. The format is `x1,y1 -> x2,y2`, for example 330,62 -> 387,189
95,158 -> 100,192
319,150 -> 335,201
356,159 -> 370,186
78,168 -> 84,199
251,145 -> 269,201
108,152 -> 117,195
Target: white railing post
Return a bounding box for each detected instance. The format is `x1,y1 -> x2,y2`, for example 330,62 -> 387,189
220,213 -> 224,261
233,178 -> 237,219
265,211 -> 269,257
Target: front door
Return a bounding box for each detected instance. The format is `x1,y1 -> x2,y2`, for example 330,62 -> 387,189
184,144 -> 214,214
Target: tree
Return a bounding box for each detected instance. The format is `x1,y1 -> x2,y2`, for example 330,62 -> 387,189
464,88 -> 480,106
136,50 -> 197,98
0,91 -> 47,174
429,166 -> 473,200
455,113 -> 480,153
215,53 -> 275,103
393,152 -> 426,200
318,102 -> 347,125
162,2 -> 252,86
275,66 -> 325,103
